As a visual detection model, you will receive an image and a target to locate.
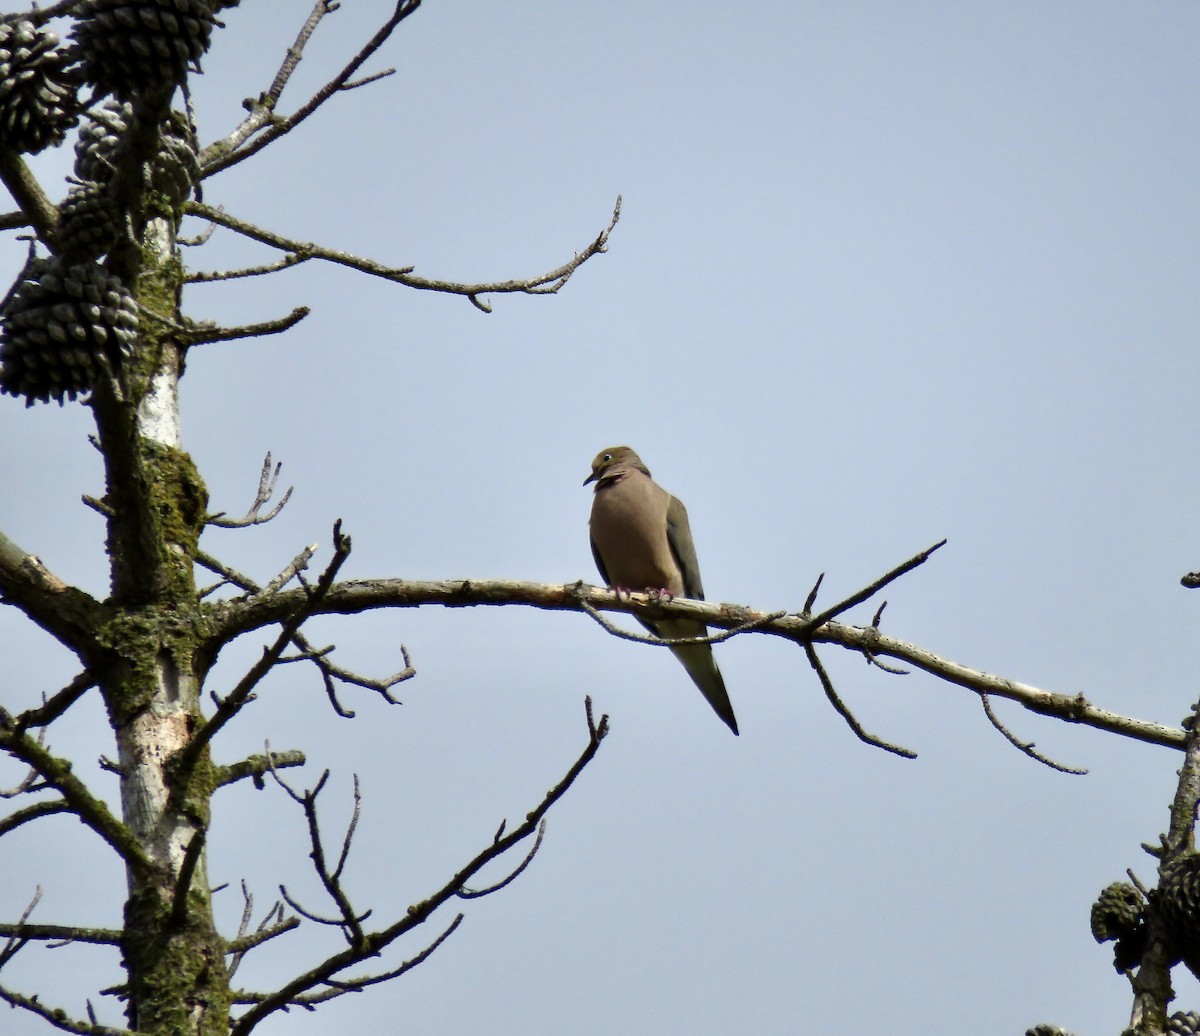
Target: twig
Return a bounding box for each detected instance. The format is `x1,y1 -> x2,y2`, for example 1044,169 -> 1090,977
579,598 -> 786,648
803,644 -> 917,759
201,1 -> 423,177
15,672 -> 97,732
207,454 -> 295,529
185,252 -> 308,282
175,307 -> 310,347
977,692 -> 1087,774
0,886 -> 40,967
170,830 -> 207,927
0,980 -> 128,1035
803,539 -> 947,632
232,914 -> 462,1008
0,716 -> 154,878
183,196 -> 621,311
230,698 -> 608,1035
458,820 -> 545,898
0,798 -> 72,837
215,749 -> 306,791
178,522 -> 352,776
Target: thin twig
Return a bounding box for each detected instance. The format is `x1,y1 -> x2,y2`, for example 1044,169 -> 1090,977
183,196 -> 621,310
804,539 -> 947,632
977,692 -> 1088,774
170,830 -> 207,927
176,307 -> 310,347
803,644 -> 917,759
201,1 -> 423,177
207,454 -> 295,529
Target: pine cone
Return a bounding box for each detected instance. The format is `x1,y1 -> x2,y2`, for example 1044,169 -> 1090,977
1160,853 -> 1200,947
58,181 -> 121,260
1025,1025 -> 1078,1036
73,98 -> 132,182
0,256 -> 138,405
1168,1011 -> 1200,1036
0,19 -> 80,154
74,100 -> 198,206
71,0 -> 217,100
1090,881 -> 1145,943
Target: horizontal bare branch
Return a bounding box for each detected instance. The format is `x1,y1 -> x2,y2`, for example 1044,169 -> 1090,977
176,307 -> 311,347
0,980 -> 128,1035
182,196 -> 620,310
215,749 -> 306,790
206,575 -> 1185,753
0,922 -> 122,946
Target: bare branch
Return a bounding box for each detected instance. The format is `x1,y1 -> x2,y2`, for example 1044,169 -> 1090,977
0,797 -> 72,837
185,252 -> 308,282
803,644 -> 917,759
232,914 -> 462,1008
0,886 -> 40,968
977,693 -> 1088,775
0,923 -> 122,947
14,671 -> 97,733
0,716 -> 155,878
201,1 -> 423,177
207,454 -> 295,530
458,819 -> 545,899
183,196 -> 621,309
0,152 -> 58,248
0,529 -> 106,658
230,699 -> 609,1035
170,830 -> 207,928
196,547 -> 413,715
4,1 -> 85,27
215,749 -> 306,790
0,981 -> 128,1036
178,523 -> 352,777
175,306 -> 311,347
803,539 -> 947,632
579,597 -> 787,648
206,571 -> 1185,752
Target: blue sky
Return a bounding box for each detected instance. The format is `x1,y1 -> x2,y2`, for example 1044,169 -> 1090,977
3,2 -> 1200,1032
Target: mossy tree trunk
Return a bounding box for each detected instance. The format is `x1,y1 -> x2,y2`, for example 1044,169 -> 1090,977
91,197 -> 228,1032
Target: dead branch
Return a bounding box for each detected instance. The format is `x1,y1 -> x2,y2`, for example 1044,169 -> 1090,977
169,830 -> 207,928
14,672 -> 98,733
177,523 -> 352,779
0,529 -> 106,658
174,307 -> 311,347
0,923 -> 122,947
182,195 -> 621,311
977,693 -> 1088,775
185,252 -> 307,282
215,749 -> 306,790
200,1 -> 423,178
0,715 -> 154,878
0,151 -> 58,248
195,547 -> 413,716
269,766 -> 369,946
229,697 -> 608,1035
0,980 -> 128,1036
207,454 -> 295,529
803,644 -> 916,759
0,886 -> 40,968
204,566 -> 1186,754
232,914 -> 462,1009
0,798 -> 71,837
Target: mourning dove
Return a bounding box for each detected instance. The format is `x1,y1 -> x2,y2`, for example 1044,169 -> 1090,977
584,446 -> 739,735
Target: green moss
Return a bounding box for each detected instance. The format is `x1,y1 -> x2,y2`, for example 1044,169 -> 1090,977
124,886 -> 230,1035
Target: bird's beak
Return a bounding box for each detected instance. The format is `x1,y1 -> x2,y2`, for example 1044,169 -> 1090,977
583,471 -> 598,486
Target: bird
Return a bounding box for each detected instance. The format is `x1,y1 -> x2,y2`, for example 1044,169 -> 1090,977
584,445 -> 739,735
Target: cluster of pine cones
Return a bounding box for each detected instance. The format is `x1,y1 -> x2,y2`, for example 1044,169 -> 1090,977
0,1 -> 228,405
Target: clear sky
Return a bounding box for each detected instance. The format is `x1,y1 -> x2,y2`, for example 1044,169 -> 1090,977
3,2 -> 1200,1033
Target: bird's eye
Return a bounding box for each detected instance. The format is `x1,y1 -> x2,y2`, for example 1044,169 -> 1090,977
602,453 -> 612,462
